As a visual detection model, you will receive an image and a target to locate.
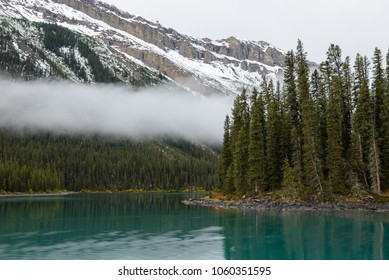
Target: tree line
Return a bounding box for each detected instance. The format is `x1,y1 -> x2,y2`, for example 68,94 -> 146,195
0,130 -> 218,192
218,40 -> 389,200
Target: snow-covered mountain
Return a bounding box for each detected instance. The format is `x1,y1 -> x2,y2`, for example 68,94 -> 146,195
0,0 -> 287,95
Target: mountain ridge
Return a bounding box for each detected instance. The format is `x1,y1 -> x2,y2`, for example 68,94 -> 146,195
1,0 -> 287,95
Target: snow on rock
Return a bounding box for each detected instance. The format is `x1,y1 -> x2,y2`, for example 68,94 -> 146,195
0,0 -> 287,95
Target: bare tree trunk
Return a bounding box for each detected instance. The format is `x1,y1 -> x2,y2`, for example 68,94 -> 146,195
369,129 -> 381,194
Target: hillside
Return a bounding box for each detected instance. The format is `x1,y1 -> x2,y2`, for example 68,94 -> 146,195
0,0 -> 287,95
0,129 -> 219,192
0,0 -> 292,192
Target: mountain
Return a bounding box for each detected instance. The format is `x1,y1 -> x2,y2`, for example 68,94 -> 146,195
0,0 -> 287,95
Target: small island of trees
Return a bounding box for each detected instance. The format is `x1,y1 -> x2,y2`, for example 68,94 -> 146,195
218,40 -> 389,201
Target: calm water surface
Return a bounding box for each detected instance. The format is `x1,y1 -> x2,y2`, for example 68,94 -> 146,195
0,193 -> 388,259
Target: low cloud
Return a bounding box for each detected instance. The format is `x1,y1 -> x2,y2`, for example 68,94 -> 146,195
0,79 -> 233,144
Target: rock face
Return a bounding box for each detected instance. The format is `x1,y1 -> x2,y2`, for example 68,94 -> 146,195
1,0 -> 288,95
54,0 -> 285,65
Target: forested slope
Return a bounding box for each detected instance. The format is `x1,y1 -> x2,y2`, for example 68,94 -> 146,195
0,130 -> 218,192
0,18 -> 163,85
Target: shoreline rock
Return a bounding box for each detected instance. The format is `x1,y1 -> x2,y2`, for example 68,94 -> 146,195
182,198 -> 389,212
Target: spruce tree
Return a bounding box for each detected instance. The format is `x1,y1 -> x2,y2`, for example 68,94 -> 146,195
310,69 -> 327,169
266,81 -> 283,190
372,48 -> 385,131
277,81 -> 290,161
296,40 -> 324,194
284,50 -> 299,128
248,87 -> 267,193
281,157 -> 302,200
218,115 -> 232,193
284,50 -> 303,183
326,44 -> 352,160
380,51 -> 389,190
326,76 -> 344,194
228,93 -> 243,194
231,89 -> 250,195
325,47 -> 346,194
353,54 -> 375,190
372,48 -> 389,190
340,56 -> 353,160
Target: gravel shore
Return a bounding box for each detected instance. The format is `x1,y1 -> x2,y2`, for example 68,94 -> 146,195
182,197 -> 389,211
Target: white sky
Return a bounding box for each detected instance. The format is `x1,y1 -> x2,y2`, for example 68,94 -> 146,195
102,0 -> 389,64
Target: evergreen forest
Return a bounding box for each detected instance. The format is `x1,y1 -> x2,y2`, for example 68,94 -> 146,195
0,130 -> 218,193
218,41 -> 389,200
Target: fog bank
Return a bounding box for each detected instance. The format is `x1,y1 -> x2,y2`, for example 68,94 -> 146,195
0,80 -> 233,144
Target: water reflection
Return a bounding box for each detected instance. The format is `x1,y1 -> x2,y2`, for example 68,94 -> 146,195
221,210 -> 389,259
0,193 -> 388,259
0,193 -> 224,259
0,227 -> 224,259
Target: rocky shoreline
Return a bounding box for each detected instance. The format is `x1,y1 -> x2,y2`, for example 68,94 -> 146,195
182,197 -> 389,212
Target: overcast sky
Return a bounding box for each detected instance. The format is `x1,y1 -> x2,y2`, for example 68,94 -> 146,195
103,0 -> 389,63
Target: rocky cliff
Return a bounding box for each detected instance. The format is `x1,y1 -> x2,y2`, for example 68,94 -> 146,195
0,0 -> 287,95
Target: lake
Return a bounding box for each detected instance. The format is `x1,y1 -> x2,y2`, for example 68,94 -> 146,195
0,192 -> 388,259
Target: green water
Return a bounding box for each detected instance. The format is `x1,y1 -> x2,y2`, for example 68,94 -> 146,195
0,193 -> 388,259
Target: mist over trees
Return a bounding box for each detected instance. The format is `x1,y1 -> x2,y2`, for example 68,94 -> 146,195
2,38 -> 389,196
218,41 -> 389,200
0,71 -> 230,194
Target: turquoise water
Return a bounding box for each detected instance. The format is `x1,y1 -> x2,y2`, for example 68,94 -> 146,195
0,193 -> 388,259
